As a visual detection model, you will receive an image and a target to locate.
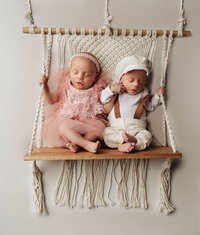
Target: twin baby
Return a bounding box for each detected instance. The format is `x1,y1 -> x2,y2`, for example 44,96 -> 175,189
39,52 -> 164,153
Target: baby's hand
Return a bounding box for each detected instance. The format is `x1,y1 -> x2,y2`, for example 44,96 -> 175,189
157,86 -> 165,97
110,83 -> 126,94
38,74 -> 49,86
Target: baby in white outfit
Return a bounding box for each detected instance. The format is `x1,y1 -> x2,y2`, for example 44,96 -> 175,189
101,55 -> 164,152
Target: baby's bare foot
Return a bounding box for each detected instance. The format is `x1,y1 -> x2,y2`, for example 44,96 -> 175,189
122,131 -> 137,143
118,142 -> 136,153
85,141 -> 101,153
66,142 -> 79,153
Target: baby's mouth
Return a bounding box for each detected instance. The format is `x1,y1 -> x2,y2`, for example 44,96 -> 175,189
130,89 -> 138,93
76,82 -> 84,86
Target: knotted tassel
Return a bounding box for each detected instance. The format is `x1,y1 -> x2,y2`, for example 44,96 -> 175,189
32,161 -> 48,215
157,159 -> 175,215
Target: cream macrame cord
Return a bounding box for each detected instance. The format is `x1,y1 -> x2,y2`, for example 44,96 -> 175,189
29,30 -> 53,215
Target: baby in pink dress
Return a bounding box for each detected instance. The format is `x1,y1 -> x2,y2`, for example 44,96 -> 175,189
39,52 -> 109,153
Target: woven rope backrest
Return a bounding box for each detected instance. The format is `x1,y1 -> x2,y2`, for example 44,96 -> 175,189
57,33 -> 157,80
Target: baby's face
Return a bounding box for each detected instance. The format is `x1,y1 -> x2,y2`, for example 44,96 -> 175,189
70,57 -> 97,90
120,70 -> 147,95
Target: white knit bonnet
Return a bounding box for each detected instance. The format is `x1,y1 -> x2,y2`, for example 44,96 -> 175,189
70,52 -> 100,73
113,55 -> 151,83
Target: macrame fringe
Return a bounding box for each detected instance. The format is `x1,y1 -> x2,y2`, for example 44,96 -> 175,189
32,161 -> 48,215
130,160 -> 139,207
115,160 -> 130,208
138,159 -> 148,209
79,160 -> 109,208
54,161 -> 72,207
54,159 -> 149,210
130,159 -> 148,209
157,159 -> 175,215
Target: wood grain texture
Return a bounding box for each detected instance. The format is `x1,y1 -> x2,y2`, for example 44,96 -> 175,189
22,27 -> 191,37
24,146 -> 182,161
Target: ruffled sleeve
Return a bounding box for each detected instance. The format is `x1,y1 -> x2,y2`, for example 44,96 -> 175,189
44,67 -> 70,118
47,67 -> 70,103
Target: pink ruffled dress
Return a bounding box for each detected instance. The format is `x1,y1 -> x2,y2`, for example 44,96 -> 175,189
42,68 -> 109,147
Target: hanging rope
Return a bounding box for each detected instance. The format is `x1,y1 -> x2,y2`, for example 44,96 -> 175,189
29,30 -> 53,154
25,0 -> 35,26
29,30 -> 53,216
37,30 -> 53,148
102,0 -> 113,34
157,30 -> 176,215
160,31 -> 176,152
177,0 -> 187,31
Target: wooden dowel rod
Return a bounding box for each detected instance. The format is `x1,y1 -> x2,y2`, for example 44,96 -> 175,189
22,27 -> 191,37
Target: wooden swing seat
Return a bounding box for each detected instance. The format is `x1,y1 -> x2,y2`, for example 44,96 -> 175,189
24,146 -> 181,161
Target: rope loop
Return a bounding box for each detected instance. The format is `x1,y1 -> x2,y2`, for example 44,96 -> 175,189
65,28 -> 70,35
40,27 -> 45,35
129,29 -> 134,36
113,29 -> 118,36
169,30 -> 174,42
121,29 -> 126,36
105,28 -> 111,36
80,28 -> 85,35
152,29 -> 157,38
71,28 -> 77,35
146,29 -> 151,37
88,28 -> 94,35
163,30 -> 167,37
48,28 -> 52,35
29,25 -> 35,34
56,28 -> 61,35
138,29 -> 142,37
97,28 -> 102,36
177,30 -> 183,37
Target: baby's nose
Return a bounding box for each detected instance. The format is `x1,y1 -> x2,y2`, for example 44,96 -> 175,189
78,73 -> 84,80
133,81 -> 139,87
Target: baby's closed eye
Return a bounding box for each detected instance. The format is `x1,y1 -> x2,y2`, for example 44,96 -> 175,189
84,73 -> 92,77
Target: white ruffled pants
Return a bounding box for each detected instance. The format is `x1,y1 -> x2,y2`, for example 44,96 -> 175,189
104,118 -> 152,150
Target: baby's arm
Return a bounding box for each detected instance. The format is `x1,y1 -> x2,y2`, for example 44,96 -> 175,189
103,95 -> 118,113
38,74 -> 57,105
145,86 -> 165,111
101,83 -> 125,113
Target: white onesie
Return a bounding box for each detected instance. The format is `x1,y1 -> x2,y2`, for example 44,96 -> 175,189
101,86 -> 160,150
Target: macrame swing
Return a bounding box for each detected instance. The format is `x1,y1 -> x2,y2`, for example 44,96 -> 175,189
23,0 -> 190,215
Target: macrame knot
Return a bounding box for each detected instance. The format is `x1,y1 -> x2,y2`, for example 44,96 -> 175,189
102,0 -> 113,35
177,0 -> 187,30
25,0 -> 36,27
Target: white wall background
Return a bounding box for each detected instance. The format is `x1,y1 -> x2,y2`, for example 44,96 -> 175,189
0,0 -> 199,234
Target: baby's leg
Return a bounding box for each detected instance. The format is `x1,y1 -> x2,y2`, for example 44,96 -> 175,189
65,142 -> 80,153
104,127 -> 124,148
59,124 -> 100,153
134,130 -> 152,151
122,131 -> 137,144
117,131 -> 137,153
59,135 -> 79,153
118,142 -> 136,153
84,132 -> 99,142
